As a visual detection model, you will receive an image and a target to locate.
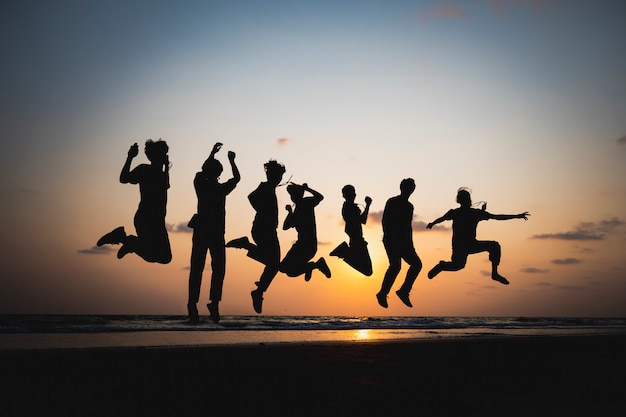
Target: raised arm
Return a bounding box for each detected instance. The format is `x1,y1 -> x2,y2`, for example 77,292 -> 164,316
303,183 -> 323,205
119,143 -> 138,184
282,204 -> 294,230
228,151 -> 241,184
361,196 -> 372,224
210,142 -> 223,159
489,212 -> 530,221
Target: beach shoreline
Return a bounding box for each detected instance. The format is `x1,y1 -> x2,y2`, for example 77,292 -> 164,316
4,326 -> 625,351
2,334 -> 625,416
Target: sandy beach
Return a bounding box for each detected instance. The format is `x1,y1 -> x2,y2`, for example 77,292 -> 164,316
2,334 -> 625,417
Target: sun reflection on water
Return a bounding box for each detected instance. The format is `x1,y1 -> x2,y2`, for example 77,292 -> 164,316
353,329 -> 373,341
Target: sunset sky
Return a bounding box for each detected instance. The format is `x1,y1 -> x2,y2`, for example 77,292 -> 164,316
1,0 -> 625,317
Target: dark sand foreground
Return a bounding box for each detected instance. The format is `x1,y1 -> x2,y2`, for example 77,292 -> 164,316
2,335 -> 625,417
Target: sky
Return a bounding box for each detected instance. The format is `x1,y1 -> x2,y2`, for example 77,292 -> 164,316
1,0 -> 625,317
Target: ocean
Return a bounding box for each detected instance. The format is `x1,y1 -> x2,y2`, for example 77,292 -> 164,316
1,315 -> 625,350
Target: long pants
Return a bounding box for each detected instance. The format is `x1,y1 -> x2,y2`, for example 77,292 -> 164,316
248,225 -> 280,292
380,239 -> 422,295
444,240 -> 501,270
188,230 -> 225,304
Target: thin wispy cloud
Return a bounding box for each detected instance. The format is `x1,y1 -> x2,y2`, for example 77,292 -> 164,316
367,211 -> 448,232
532,281 -> 587,291
533,230 -> 602,241
277,137 -> 290,147
369,210 -> 384,224
520,267 -> 550,273
78,246 -> 116,255
531,217 -> 624,241
551,258 -> 582,265
167,222 -> 192,233
555,284 -> 586,291
576,246 -> 595,254
413,220 -> 448,232
419,2 -> 467,22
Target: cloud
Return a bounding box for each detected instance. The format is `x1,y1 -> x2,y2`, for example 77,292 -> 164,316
368,211 -> 449,232
596,218 -> 625,233
167,222 -> 192,233
532,230 -> 603,241
277,138 -> 290,147
531,217 -> 624,241
78,246 -> 116,255
369,210 -> 384,224
420,3 -> 467,22
413,220 -> 449,232
555,284 -> 586,291
617,135 -> 626,146
520,267 -> 550,273
576,246 -> 595,254
551,258 -> 582,265
532,281 -> 587,291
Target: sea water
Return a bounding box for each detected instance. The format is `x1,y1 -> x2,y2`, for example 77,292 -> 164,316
1,315 -> 625,350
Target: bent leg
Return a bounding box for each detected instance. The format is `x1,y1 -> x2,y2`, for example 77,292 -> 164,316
255,232 -> 281,292
130,216 -> 172,263
344,240 -> 373,276
428,249 -> 467,279
399,247 -> 422,293
279,246 -> 307,278
472,240 -> 507,284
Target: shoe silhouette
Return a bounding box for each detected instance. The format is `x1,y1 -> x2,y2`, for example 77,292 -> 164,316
251,289 -> 264,314
97,226 -> 126,246
395,290 -> 413,308
187,303 -> 199,323
376,292 -> 388,308
207,302 -> 220,324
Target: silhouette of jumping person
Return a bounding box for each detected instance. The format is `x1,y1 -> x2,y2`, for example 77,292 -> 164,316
187,143 -> 240,324
426,187 -> 530,285
97,140 -> 172,264
330,185 -> 373,276
376,178 -> 422,308
226,160 -> 286,314
279,183 -> 331,281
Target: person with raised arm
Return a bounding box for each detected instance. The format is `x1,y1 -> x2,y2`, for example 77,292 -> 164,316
187,142 -> 240,323
279,182 -> 331,282
97,139 -> 172,264
330,185 -> 373,276
426,187 -> 529,285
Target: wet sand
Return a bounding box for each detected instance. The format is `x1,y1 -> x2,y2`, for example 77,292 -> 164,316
2,334 -> 625,417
